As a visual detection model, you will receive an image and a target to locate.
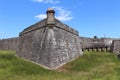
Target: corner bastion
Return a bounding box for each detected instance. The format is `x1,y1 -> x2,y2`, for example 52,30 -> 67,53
17,8 -> 83,69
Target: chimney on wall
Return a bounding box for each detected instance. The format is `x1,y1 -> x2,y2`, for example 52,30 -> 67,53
46,8 -> 55,27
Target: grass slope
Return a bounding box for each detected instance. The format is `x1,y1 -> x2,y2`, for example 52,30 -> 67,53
0,51 -> 120,80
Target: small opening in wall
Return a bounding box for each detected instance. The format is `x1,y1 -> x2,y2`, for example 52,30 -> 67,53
48,26 -> 54,28
43,28 -> 46,33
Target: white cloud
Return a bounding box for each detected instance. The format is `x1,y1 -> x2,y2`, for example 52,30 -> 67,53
35,6 -> 73,21
35,14 -> 46,19
53,7 -> 73,21
33,0 -> 43,3
45,0 -> 59,4
32,0 -> 59,4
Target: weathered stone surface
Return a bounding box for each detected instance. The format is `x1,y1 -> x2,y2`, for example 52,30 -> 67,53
17,8 -> 83,69
111,40 -> 120,54
80,37 -> 114,52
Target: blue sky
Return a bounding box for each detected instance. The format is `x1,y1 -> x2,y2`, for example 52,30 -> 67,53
0,0 -> 120,39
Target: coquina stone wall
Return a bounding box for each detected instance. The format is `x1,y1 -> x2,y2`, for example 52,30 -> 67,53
80,37 -> 93,49
111,40 -> 120,54
0,37 -> 18,51
80,37 -> 113,51
17,8 -> 83,69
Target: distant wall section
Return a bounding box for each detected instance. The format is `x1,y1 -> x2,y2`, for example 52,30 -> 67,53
0,37 -> 18,51
80,37 -> 113,51
111,40 -> 120,54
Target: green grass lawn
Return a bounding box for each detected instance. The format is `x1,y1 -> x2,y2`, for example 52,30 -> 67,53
0,51 -> 120,80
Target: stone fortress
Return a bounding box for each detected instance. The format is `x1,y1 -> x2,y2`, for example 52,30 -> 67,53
0,8 -> 120,69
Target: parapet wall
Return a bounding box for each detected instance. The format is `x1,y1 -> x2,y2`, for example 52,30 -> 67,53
0,37 -> 18,51
55,19 -> 79,36
20,19 -> 79,37
20,19 -> 46,36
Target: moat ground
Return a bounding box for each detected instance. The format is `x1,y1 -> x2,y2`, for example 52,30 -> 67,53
0,51 -> 120,80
